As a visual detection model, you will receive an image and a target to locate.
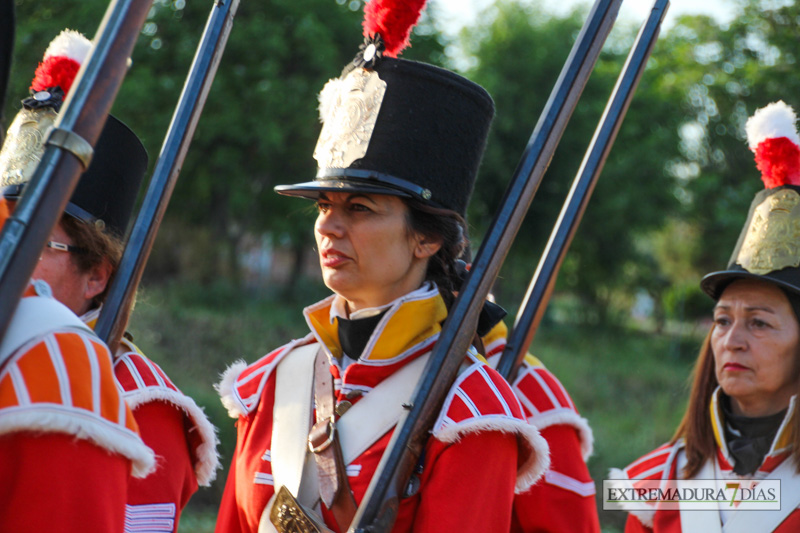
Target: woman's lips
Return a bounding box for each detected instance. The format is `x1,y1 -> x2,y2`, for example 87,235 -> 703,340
723,362 -> 749,371
321,249 -> 349,267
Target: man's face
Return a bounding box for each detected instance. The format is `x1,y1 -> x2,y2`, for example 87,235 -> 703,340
32,221 -> 95,315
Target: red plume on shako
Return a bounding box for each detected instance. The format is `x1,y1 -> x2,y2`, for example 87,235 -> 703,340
30,29 -> 92,96
702,100 -> 800,299
275,0 -> 496,219
362,0 -> 427,58
745,100 -> 800,188
0,29 -> 148,239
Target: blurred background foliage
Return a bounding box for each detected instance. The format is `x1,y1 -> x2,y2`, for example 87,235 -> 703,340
5,0 -> 800,530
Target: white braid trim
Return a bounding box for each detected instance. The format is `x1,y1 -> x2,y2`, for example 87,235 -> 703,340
0,408 -> 155,478
125,390 -> 221,486
527,409 -> 595,461
215,360 -> 248,418
433,417 -> 550,493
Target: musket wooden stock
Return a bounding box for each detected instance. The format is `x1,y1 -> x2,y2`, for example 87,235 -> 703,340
0,0 -> 153,341
95,0 -> 240,353
347,0 -> 623,530
495,0 -> 670,381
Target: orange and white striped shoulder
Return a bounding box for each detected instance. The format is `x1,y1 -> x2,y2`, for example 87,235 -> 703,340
0,284 -> 155,477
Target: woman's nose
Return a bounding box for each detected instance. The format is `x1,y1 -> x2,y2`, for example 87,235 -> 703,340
315,209 -> 344,239
722,321 -> 748,351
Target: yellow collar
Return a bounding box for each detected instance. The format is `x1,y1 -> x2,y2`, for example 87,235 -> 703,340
303,285 -> 447,363
710,387 -> 796,464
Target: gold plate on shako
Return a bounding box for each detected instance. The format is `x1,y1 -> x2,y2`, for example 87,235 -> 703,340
737,188 -> 800,275
0,107 -> 58,187
313,68 -> 387,169
269,485 -> 326,533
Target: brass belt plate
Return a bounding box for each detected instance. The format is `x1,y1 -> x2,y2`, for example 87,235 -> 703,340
270,485 -> 325,533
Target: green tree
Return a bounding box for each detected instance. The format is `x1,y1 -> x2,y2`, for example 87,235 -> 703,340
459,1 -> 681,322
9,1 -> 448,290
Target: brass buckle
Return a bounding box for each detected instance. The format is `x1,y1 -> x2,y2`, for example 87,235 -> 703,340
308,416 -> 336,453
270,486 -> 324,533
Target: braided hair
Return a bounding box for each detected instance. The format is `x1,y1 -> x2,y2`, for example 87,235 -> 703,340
404,198 -> 467,308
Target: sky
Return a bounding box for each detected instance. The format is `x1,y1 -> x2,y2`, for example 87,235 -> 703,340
430,0 -> 737,36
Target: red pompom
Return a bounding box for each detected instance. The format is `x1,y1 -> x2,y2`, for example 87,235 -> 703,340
363,0 -> 427,57
754,137 -> 800,188
30,56 -> 82,94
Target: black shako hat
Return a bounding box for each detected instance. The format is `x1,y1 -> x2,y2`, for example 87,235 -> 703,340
701,101 -> 800,300
274,0 -> 494,217
0,30 -> 148,238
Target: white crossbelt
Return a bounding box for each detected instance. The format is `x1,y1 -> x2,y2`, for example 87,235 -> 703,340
677,450 -> 800,532
261,344 -> 429,532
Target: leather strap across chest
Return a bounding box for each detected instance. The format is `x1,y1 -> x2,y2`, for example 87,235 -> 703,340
264,343 -> 431,531
309,347 -> 358,531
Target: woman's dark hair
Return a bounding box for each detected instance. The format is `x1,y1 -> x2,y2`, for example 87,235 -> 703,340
403,198 -> 467,307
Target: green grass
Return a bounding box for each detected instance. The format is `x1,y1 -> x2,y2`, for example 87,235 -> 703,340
126,281 -> 705,532
530,322 -> 701,531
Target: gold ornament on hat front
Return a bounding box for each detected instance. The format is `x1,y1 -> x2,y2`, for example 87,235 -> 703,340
0,107 -> 57,187
737,188 -> 800,275
314,68 -> 386,169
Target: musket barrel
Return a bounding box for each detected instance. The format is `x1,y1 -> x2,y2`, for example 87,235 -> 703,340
95,0 -> 241,352
0,0 -> 153,340
496,0 -> 671,381
348,0 -> 623,530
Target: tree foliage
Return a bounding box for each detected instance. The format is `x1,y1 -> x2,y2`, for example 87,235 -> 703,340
7,0 -> 446,285
459,1 -> 680,319
7,0 -> 800,321
458,0 -> 800,324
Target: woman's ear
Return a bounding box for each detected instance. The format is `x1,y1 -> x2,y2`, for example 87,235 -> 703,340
83,259 -> 113,302
414,235 -> 442,259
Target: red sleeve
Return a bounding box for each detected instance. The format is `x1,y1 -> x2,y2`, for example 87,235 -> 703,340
625,514 -> 652,533
215,447 -> 244,533
412,431 -> 518,533
127,400 -> 198,530
512,424 -> 600,533
0,431 -> 129,532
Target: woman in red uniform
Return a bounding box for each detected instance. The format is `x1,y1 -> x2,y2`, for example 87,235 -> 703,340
613,101 -> 800,532
214,2 -> 548,532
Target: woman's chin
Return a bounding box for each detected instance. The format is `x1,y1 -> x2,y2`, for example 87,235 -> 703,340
323,274 -> 357,298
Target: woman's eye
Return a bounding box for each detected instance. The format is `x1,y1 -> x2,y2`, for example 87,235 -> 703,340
349,203 -> 371,212
316,202 -> 331,213
751,318 -> 769,329
713,316 -> 730,327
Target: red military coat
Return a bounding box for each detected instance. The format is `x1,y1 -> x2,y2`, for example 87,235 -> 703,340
82,308 -> 220,533
0,282 -> 154,533
484,323 -> 600,533
215,285 -> 549,533
613,388 -> 800,532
